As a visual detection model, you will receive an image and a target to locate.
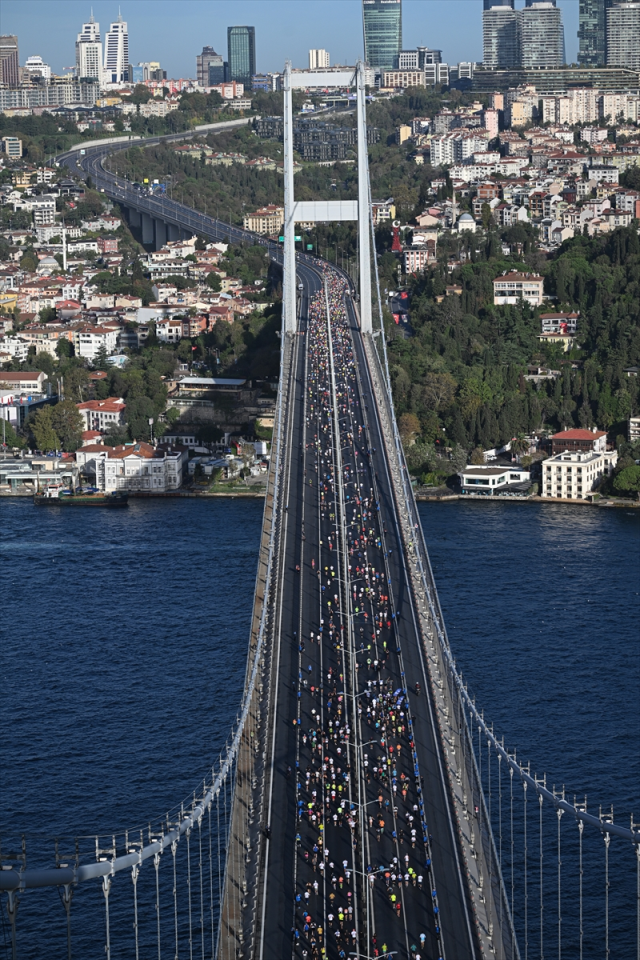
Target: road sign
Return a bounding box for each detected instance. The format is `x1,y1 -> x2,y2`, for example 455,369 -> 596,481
307,244 -> 313,250
295,235 -> 301,241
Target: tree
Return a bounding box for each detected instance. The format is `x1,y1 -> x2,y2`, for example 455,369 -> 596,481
510,435 -> 529,458
613,465 -> 640,496
398,413 -> 421,445
470,446 -> 486,465
20,251 -> 38,272
0,418 -> 25,449
93,344 -> 110,370
423,372 -> 457,411
206,271 -> 222,292
30,406 -> 60,452
50,399 -> 84,451
56,337 -> 72,359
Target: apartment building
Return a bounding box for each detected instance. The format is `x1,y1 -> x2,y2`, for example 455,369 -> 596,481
541,449 -> 617,499
493,271 -> 545,306
77,398 -> 126,432
242,205 -> 284,235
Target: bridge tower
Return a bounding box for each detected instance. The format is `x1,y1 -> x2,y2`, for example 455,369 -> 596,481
282,60 -> 373,334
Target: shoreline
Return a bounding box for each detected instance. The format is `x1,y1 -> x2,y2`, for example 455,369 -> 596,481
414,491 -> 640,509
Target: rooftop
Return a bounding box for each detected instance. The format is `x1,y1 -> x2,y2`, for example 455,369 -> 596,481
550,428 -> 606,440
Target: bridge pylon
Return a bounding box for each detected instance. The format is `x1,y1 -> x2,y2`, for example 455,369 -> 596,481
282,60 -> 373,334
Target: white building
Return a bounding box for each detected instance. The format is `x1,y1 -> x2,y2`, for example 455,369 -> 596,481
76,399 -> 126,432
0,371 -> 49,396
104,14 -> 129,83
76,13 -> 103,83
519,3 -> 565,69
309,49 -> 330,69
459,464 -> 531,496
23,55 -> 51,80
72,324 -> 119,361
77,442 -> 186,493
541,449 -> 617,500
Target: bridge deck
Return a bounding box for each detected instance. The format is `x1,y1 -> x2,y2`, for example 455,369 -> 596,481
250,266 -> 477,960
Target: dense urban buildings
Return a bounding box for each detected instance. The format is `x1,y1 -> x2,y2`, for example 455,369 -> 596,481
227,26 -> 256,86
0,35 -> 19,87
363,0 -> 402,70
75,14 -> 103,84
103,14 -> 129,84
308,49 -> 330,69
196,46 -> 225,86
606,1 -> 640,70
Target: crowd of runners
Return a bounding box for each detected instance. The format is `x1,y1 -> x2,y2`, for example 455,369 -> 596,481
286,268 -> 444,960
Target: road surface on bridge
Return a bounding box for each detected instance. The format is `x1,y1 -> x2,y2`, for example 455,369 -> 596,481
257,263 -> 477,960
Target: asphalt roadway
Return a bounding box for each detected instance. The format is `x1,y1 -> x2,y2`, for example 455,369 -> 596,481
257,265 -> 477,960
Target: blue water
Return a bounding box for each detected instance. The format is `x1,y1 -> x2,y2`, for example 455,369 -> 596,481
1,497 -> 638,957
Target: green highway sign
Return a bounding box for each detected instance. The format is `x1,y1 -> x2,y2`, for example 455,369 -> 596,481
295,235 -> 302,241
307,244 -> 314,250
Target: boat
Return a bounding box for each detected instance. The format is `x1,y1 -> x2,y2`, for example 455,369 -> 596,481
34,484 -> 129,507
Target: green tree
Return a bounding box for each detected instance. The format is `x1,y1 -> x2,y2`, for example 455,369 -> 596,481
56,337 -> 72,359
613,465 -> 640,496
93,344 -> 110,370
20,252 -> 38,272
0,418 -> 25,449
206,271 -> 222,292
30,406 -> 60,452
51,399 -> 84,451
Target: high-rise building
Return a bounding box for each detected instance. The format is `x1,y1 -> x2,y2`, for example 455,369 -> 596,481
578,0 -> 610,65
23,55 -> 51,81
104,14 -> 129,83
76,14 -> 102,83
606,1 -> 640,69
399,47 -> 442,69
483,7 -> 519,68
309,49 -> 330,69
483,0 -> 514,8
197,46 -> 225,86
227,27 -> 256,86
520,3 -> 564,67
363,0 -> 402,71
0,35 -> 19,88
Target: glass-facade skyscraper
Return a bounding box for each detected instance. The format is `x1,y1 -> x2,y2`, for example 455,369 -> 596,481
363,0 -> 402,71
578,0 -> 610,64
227,26 -> 256,86
483,0 -> 514,9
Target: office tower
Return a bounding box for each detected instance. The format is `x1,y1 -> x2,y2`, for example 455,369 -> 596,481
363,0 -> 402,70
197,46 -> 225,86
606,1 -> 640,69
483,0 -> 513,7
525,0 -> 555,4
227,27 -> 256,85
482,7 -> 519,68
104,13 -> 129,83
24,55 -> 51,80
76,14 -> 102,83
578,0 -> 609,65
399,47 -> 442,69
520,3 -> 564,67
0,36 -> 19,88
309,49 -> 330,69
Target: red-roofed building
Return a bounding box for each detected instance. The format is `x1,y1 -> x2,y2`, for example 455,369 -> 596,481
493,272 -> 545,307
77,398 -> 126,432
81,430 -> 103,446
550,428 -> 607,455
75,441 -> 187,492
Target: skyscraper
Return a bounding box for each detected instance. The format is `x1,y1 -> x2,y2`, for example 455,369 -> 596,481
104,13 -> 129,83
227,27 -> 256,86
363,0 -> 402,71
519,2 -> 564,66
76,14 -> 102,83
606,1 -> 640,69
0,35 -> 19,88
309,49 -> 330,69
482,7 -> 519,68
483,0 -> 514,8
578,0 -> 610,65
197,46 -> 225,86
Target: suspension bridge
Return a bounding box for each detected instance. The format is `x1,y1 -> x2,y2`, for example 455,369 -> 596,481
1,62 -> 638,960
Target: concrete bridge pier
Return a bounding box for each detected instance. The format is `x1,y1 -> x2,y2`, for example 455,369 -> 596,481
141,213 -> 155,246
154,218 -> 167,250
127,208 -> 141,230
167,223 -> 181,242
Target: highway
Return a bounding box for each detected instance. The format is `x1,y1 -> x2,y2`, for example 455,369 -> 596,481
256,263 -> 478,960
